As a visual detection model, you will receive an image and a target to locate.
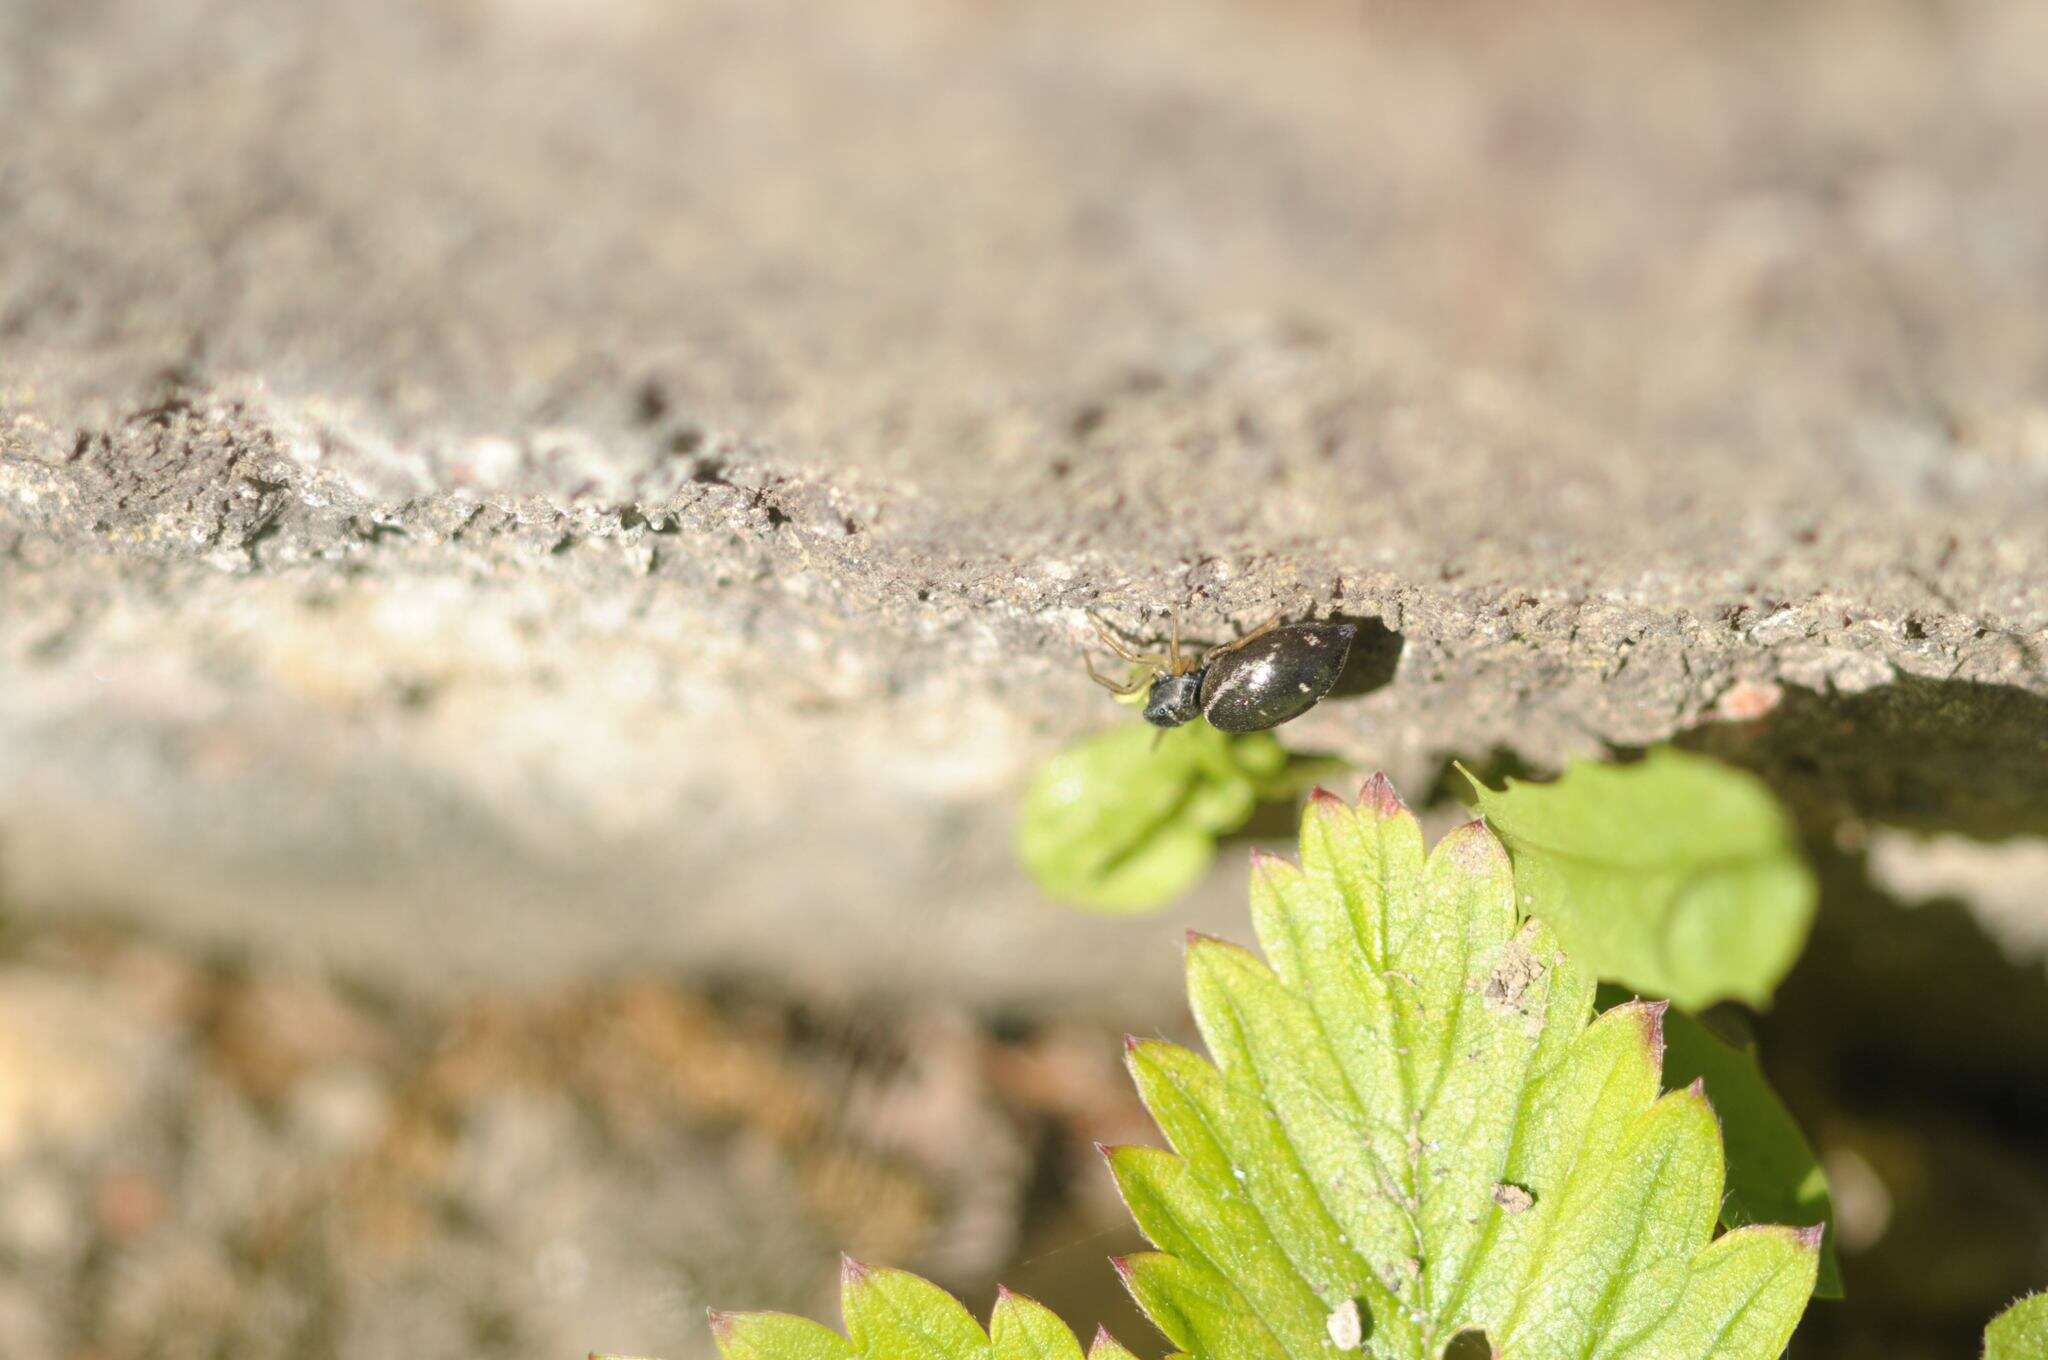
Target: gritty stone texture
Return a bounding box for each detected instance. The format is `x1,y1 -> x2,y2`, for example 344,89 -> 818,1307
0,930 -> 1090,1360
5,0 -> 2048,1004
0,969 -> 180,1161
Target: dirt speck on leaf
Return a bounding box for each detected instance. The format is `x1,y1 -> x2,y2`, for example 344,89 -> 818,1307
1493,1182 -> 1536,1214
1325,1297 -> 1363,1351
1481,922 -> 1548,1024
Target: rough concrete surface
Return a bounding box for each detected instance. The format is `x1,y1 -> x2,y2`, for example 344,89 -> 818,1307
8,4 -> 2048,1357
6,0 -> 2048,1013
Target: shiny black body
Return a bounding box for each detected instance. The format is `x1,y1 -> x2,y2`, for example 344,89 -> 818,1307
1144,622 -> 1356,732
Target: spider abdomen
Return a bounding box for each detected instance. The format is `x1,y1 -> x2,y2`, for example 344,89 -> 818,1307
1197,623 -> 1356,732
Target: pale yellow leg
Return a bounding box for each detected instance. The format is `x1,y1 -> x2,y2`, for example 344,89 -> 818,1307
1085,653 -> 1152,696
1089,611 -> 1168,670
1203,610 -> 1283,664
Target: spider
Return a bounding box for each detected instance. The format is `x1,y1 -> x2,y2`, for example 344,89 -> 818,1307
1086,607 -> 1356,732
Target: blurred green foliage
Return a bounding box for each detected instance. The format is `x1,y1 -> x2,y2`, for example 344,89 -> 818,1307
1015,722 -> 1331,914
1464,748 -> 1817,1009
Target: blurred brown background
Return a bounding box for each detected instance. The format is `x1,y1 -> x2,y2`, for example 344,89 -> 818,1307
3,0 -> 2047,1356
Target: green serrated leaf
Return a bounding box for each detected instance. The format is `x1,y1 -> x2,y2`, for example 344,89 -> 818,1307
712,774 -> 1820,1360
1588,986 -> 1837,1297
713,1266 -> 1116,1360
1016,723 -> 1293,914
710,1310 -> 858,1360
842,1259 -> 992,1360
1132,776 -> 1818,1358
1985,1291 -> 2048,1359
1462,747 -> 1818,1009
1085,1329 -> 1146,1360
991,1289 -> 1086,1360
1659,1007 -> 1841,1298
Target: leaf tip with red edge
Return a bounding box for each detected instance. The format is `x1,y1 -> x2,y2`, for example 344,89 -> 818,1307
1359,770 -> 1405,817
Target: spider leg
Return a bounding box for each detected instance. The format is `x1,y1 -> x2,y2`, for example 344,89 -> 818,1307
1089,611 -> 1168,669
1086,653 -> 1153,696
1236,610 -> 1282,646
1202,610 -> 1283,663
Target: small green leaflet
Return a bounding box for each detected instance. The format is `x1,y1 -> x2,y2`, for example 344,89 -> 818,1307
1016,722 -> 1331,914
1463,748 -> 1818,1010
1121,776 -> 1818,1358
1984,1291 -> 2048,1359
715,776 -> 1820,1360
